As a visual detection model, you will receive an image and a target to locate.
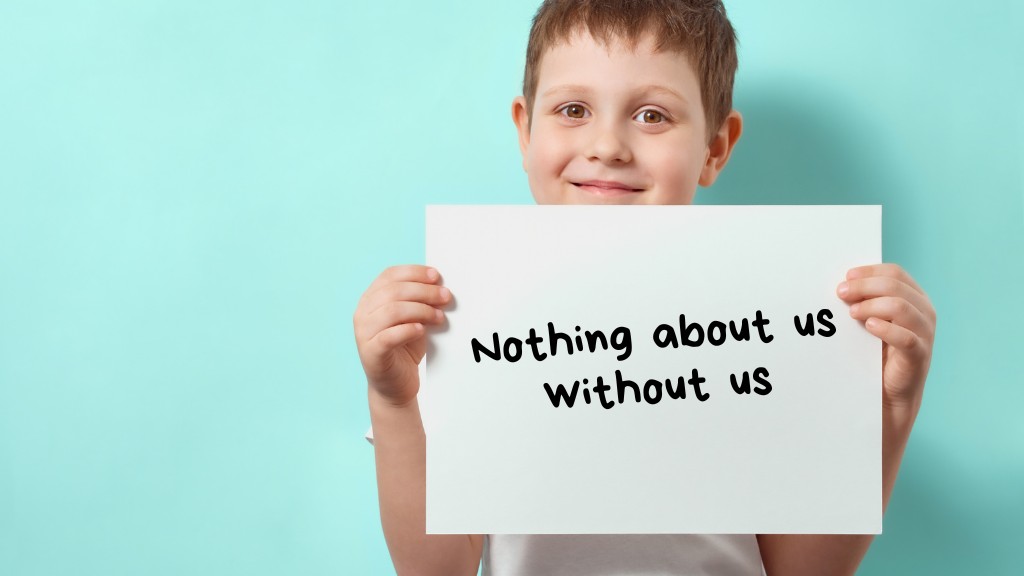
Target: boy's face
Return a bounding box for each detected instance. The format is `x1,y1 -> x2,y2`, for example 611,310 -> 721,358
512,31 -> 739,205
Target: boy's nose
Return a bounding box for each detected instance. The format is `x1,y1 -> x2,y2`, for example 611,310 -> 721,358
584,124 -> 632,164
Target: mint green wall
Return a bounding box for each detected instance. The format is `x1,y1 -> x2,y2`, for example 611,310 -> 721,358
1,1 -> 1020,575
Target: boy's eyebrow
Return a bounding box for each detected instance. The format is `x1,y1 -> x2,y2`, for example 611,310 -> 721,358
540,84 -> 689,105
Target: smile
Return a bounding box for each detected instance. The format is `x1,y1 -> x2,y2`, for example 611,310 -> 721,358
572,180 -> 643,195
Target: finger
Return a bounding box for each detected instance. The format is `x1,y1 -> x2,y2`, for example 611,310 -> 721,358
863,317 -> 928,360
366,265 -> 440,294
361,281 -> 452,319
358,301 -> 444,344
837,276 -> 932,319
364,322 -> 425,359
357,265 -> 442,319
846,264 -> 925,295
849,296 -> 934,342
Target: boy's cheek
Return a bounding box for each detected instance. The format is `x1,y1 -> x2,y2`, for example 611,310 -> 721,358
526,141 -> 571,202
647,146 -> 702,203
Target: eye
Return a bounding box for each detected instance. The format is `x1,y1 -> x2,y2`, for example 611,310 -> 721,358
634,109 -> 666,124
558,103 -> 589,119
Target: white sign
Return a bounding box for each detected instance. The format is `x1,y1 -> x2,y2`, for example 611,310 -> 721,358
424,205 -> 881,534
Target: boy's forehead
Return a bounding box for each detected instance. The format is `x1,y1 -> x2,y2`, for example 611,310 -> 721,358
535,31 -> 700,101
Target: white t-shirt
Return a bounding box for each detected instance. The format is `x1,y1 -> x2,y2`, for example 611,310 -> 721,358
364,426 -> 765,575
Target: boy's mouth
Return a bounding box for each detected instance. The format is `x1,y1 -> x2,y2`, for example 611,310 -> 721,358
572,180 -> 644,195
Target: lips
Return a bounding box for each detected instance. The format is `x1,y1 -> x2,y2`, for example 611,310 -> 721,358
571,179 -> 643,194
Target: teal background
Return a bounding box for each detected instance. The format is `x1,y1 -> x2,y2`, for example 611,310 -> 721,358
1,0 -> 1021,574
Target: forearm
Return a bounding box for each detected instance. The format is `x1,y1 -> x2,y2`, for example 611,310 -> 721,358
369,389 -> 482,576
757,398 -> 922,576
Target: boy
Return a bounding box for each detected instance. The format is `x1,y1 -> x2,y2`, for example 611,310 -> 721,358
354,1 -> 936,574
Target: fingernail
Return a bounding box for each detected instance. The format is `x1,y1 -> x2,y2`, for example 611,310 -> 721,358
850,303 -> 860,315
439,286 -> 450,301
837,282 -> 849,296
427,268 -> 439,281
435,308 -> 444,320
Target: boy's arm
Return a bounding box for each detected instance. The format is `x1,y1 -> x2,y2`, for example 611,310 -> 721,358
355,265 -> 482,576
370,389 -> 484,576
758,264 -> 935,576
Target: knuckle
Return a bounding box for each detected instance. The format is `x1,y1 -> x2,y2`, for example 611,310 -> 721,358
382,282 -> 403,302
382,300 -> 403,322
897,298 -> 912,316
362,334 -> 382,357
904,332 -> 920,351
377,326 -> 396,347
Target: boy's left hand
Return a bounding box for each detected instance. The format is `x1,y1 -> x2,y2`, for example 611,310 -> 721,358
837,264 -> 936,412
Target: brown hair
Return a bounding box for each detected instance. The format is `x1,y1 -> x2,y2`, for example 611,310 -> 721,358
523,0 -> 738,142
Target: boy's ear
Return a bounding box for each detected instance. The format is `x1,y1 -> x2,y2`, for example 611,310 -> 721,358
511,96 -> 531,171
698,109 -> 743,187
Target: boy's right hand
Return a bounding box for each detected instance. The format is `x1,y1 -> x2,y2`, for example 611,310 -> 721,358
353,265 -> 451,407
